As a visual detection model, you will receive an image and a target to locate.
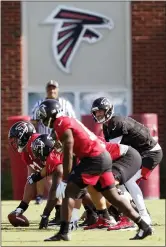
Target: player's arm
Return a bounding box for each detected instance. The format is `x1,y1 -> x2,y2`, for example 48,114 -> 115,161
61,129 -> 74,181
39,165 -> 63,229
9,166 -> 36,218
27,164 -> 58,185
22,166 -> 37,203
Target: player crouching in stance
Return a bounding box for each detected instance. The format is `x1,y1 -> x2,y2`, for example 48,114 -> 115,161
36,99 -> 153,241
91,97 -> 163,226
83,136 -> 142,231
7,121 -> 79,230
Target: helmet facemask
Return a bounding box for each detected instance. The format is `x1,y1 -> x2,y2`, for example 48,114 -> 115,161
92,105 -> 114,124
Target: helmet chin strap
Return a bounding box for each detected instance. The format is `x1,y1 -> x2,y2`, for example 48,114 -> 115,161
47,117 -> 52,128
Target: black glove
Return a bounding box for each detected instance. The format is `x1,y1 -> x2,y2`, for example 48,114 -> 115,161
39,215 -> 49,229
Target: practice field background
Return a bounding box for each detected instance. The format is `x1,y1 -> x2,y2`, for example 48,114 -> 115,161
1,200 -> 165,246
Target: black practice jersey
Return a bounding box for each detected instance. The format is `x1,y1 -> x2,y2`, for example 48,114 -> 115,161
103,116 -> 157,154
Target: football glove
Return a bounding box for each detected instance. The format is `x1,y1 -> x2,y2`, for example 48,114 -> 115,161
9,207 -> 24,217
39,215 -> 49,229
56,181 -> 67,199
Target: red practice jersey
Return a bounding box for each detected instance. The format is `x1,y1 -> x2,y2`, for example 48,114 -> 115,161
53,116 -> 105,159
98,136 -> 129,161
21,133 -> 43,172
21,133 -> 63,174
45,151 -> 63,175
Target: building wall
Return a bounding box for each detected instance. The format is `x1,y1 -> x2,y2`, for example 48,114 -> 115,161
132,1 -> 166,196
22,1 -> 132,119
1,1 -> 22,170
1,1 -> 166,196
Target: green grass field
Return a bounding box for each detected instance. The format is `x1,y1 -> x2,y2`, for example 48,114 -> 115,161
1,200 -> 165,246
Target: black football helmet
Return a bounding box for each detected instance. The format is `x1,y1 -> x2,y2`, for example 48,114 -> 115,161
91,97 -> 114,123
36,99 -> 62,128
31,134 -> 56,161
8,121 -> 36,152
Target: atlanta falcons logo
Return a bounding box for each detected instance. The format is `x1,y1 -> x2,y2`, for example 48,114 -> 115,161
43,5 -> 114,73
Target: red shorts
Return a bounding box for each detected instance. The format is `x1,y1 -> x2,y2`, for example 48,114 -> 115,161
68,151 -> 115,190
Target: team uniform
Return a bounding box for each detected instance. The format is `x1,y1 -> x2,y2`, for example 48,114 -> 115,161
91,97 -> 163,227
45,151 -> 63,175
53,116 -> 115,192
21,134 -> 42,172
22,133 -> 62,175
36,99 -> 153,241
103,116 -> 163,179
95,137 -> 142,191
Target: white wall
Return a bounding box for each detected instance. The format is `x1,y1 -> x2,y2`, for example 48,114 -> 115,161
22,1 -> 132,118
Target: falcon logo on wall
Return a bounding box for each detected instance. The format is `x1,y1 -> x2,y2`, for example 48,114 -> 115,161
43,5 -> 114,73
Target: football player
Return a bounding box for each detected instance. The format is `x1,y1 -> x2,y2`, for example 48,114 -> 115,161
29,134 -> 80,230
8,121 -> 43,219
37,99 -> 152,241
84,136 -> 142,230
31,134 -> 140,231
8,121 -> 63,228
91,97 -> 163,226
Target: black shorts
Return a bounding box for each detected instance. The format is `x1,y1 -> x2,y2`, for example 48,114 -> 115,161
141,149 -> 163,170
68,151 -> 114,189
112,146 -> 142,185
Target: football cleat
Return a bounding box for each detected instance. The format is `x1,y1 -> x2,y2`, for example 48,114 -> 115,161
79,213 -> 98,227
48,216 -> 61,226
84,216 -> 113,230
107,216 -> 135,231
130,226 -> 153,240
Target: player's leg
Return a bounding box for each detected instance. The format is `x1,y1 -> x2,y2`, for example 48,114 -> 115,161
97,151 -> 152,239
122,149 -> 162,225
44,163 -> 88,241
69,199 -> 82,230
39,165 -> 63,229
107,147 -> 142,230
99,169 -> 152,239
8,166 -> 36,225
124,171 -> 152,225
84,186 -> 116,230
35,180 -> 45,204
80,191 -> 98,226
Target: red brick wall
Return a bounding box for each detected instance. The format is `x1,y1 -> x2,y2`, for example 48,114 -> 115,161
1,1 -> 22,170
132,1 -> 166,196
132,1 -> 166,145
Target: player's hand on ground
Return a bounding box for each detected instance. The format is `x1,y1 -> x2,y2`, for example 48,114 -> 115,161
9,207 -> 24,217
39,215 -> 49,229
56,181 -> 67,199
